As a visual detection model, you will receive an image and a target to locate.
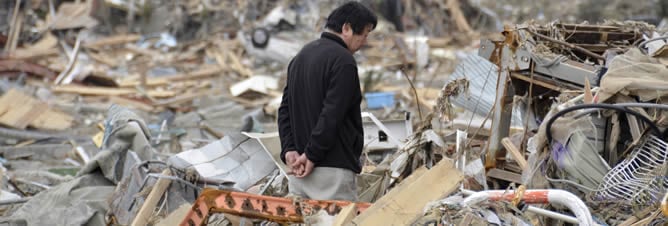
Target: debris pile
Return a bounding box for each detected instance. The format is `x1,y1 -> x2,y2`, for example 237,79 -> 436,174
0,0 -> 666,225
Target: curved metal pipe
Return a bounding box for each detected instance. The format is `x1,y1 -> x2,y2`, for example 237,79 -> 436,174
462,189 -> 594,226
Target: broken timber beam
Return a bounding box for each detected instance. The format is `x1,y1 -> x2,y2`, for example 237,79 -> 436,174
350,158 -> 463,225
501,137 -> 528,171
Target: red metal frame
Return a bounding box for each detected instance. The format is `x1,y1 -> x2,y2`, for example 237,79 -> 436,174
181,189 -> 370,225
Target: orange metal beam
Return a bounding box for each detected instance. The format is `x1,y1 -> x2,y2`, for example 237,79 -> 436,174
180,189 -> 371,226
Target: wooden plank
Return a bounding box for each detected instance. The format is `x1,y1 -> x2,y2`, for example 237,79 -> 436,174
333,204 -> 357,226
109,96 -> 155,112
487,168 -> 523,184
351,159 -> 463,226
4,1 -> 22,53
83,34 -> 141,48
225,51 -> 252,77
52,85 -> 176,98
163,66 -> 225,82
510,72 -> 568,92
131,169 -> 172,226
446,0 -> 472,33
152,89 -> 218,107
501,137 -> 528,171
117,76 -> 170,88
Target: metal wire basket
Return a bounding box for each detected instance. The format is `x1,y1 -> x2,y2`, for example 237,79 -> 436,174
593,135 -> 668,208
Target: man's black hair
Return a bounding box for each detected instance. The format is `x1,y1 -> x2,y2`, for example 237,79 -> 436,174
325,1 -> 378,35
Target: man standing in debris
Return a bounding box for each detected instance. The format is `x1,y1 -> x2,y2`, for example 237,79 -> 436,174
278,2 -> 377,201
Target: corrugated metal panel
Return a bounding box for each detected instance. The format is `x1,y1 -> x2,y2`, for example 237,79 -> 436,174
445,54 -> 524,126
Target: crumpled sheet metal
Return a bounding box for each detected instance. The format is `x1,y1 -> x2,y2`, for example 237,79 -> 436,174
168,133 -> 276,191
443,54 -> 525,127
599,48 -> 668,102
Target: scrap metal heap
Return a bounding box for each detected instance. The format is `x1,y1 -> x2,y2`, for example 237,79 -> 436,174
433,21 -> 667,225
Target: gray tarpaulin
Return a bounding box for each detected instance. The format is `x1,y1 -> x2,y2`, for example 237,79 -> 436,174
0,172 -> 115,226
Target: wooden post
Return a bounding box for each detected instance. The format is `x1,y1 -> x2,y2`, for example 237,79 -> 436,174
501,137 -> 528,171
131,169 -> 172,226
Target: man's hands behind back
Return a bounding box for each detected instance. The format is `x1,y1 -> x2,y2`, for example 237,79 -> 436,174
285,151 -> 314,178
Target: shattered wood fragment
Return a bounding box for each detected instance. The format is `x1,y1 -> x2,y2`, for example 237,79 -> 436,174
0,60 -> 57,79
351,159 -> 463,226
0,89 -> 73,130
226,51 -> 252,77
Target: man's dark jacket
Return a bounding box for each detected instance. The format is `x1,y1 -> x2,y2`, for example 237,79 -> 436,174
278,32 -> 364,174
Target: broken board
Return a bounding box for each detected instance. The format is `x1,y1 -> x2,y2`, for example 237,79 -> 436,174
0,89 -> 73,130
350,158 -> 463,226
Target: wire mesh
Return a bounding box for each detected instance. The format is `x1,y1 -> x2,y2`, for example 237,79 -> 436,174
593,135 -> 668,207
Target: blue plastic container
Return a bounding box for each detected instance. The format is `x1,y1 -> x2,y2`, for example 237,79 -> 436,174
364,92 -> 395,109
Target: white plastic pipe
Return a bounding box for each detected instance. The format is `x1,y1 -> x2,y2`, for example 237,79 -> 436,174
461,189 -> 594,226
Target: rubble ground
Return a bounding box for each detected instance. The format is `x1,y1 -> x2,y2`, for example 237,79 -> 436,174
0,0 -> 666,225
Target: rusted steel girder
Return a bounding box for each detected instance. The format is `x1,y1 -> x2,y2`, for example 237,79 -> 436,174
181,189 -> 370,226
